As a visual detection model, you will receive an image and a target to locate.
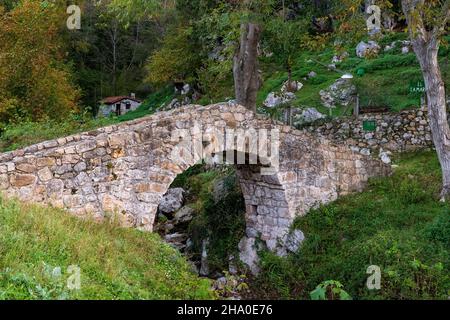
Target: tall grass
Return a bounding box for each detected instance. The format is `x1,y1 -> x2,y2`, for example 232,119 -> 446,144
0,198 -> 214,300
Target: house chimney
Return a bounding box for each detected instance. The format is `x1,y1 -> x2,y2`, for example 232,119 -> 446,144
130,93 -> 136,99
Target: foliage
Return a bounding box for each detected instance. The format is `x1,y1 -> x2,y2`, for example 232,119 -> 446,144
66,0 -> 161,110
263,17 -> 307,76
0,197 -> 214,299
214,271 -> 249,298
423,211 -> 450,246
0,0 -> 80,128
0,85 -> 176,152
197,173 -> 246,273
146,25 -> 202,87
310,280 -> 352,300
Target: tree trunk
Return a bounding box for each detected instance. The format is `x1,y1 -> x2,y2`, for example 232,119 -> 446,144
285,63 -> 293,125
413,38 -> 450,200
233,22 -> 261,113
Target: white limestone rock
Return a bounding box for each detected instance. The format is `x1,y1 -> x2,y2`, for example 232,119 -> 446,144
284,229 -> 305,253
263,92 -> 296,108
308,71 -> 317,78
158,188 -> 185,215
320,78 -> 356,109
238,236 -> 261,274
356,40 -> 380,58
293,108 -> 326,127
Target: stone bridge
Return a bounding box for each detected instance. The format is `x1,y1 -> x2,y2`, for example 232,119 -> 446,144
0,103 -> 390,269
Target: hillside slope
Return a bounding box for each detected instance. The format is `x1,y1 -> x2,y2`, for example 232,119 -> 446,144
0,198 -> 214,300
250,151 -> 449,300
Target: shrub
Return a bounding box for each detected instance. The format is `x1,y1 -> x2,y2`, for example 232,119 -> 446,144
396,178 -> 429,205
310,280 -> 352,300
307,75 -> 328,85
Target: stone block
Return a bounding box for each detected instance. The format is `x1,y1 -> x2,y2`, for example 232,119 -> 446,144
10,174 -> 36,187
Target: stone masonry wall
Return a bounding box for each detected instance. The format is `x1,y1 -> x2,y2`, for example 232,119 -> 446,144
0,103 -> 390,271
303,108 -> 433,156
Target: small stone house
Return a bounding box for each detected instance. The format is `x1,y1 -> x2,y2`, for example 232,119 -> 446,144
98,94 -> 142,117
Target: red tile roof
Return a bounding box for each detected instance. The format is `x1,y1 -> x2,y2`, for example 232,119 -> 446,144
100,96 -> 142,105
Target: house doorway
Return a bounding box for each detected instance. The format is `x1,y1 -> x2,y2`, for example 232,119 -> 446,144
115,103 -> 121,116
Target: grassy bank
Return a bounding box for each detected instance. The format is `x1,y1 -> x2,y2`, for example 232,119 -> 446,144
250,151 -> 449,300
0,198 -> 214,300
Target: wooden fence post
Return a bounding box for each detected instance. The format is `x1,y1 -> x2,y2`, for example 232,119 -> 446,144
354,94 -> 360,117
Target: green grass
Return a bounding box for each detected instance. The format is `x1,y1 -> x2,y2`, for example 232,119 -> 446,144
250,151 -> 450,300
0,117 -> 116,152
0,198 -> 214,300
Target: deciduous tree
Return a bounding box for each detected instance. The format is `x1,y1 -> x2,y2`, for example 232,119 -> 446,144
0,0 -> 79,127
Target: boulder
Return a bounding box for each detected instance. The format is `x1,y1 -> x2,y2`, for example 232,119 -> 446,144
385,40 -> 411,53
281,80 -> 303,93
379,149 -> 392,164
368,27 -> 381,37
181,84 -> 190,95
162,98 -> 181,111
308,71 -> 317,78
331,51 -> 349,64
319,78 -> 356,109
356,40 -> 380,58
284,230 -> 305,253
213,277 -> 228,291
384,44 -> 394,52
360,148 -> 371,156
199,239 -> 209,276
293,108 -> 326,127
327,63 -> 337,70
380,153 -> 391,164
164,232 -> 187,243
228,255 -> 238,275
173,206 -> 194,224
263,92 -> 295,108
158,188 -> 185,215
164,232 -> 188,251
238,236 -> 261,274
